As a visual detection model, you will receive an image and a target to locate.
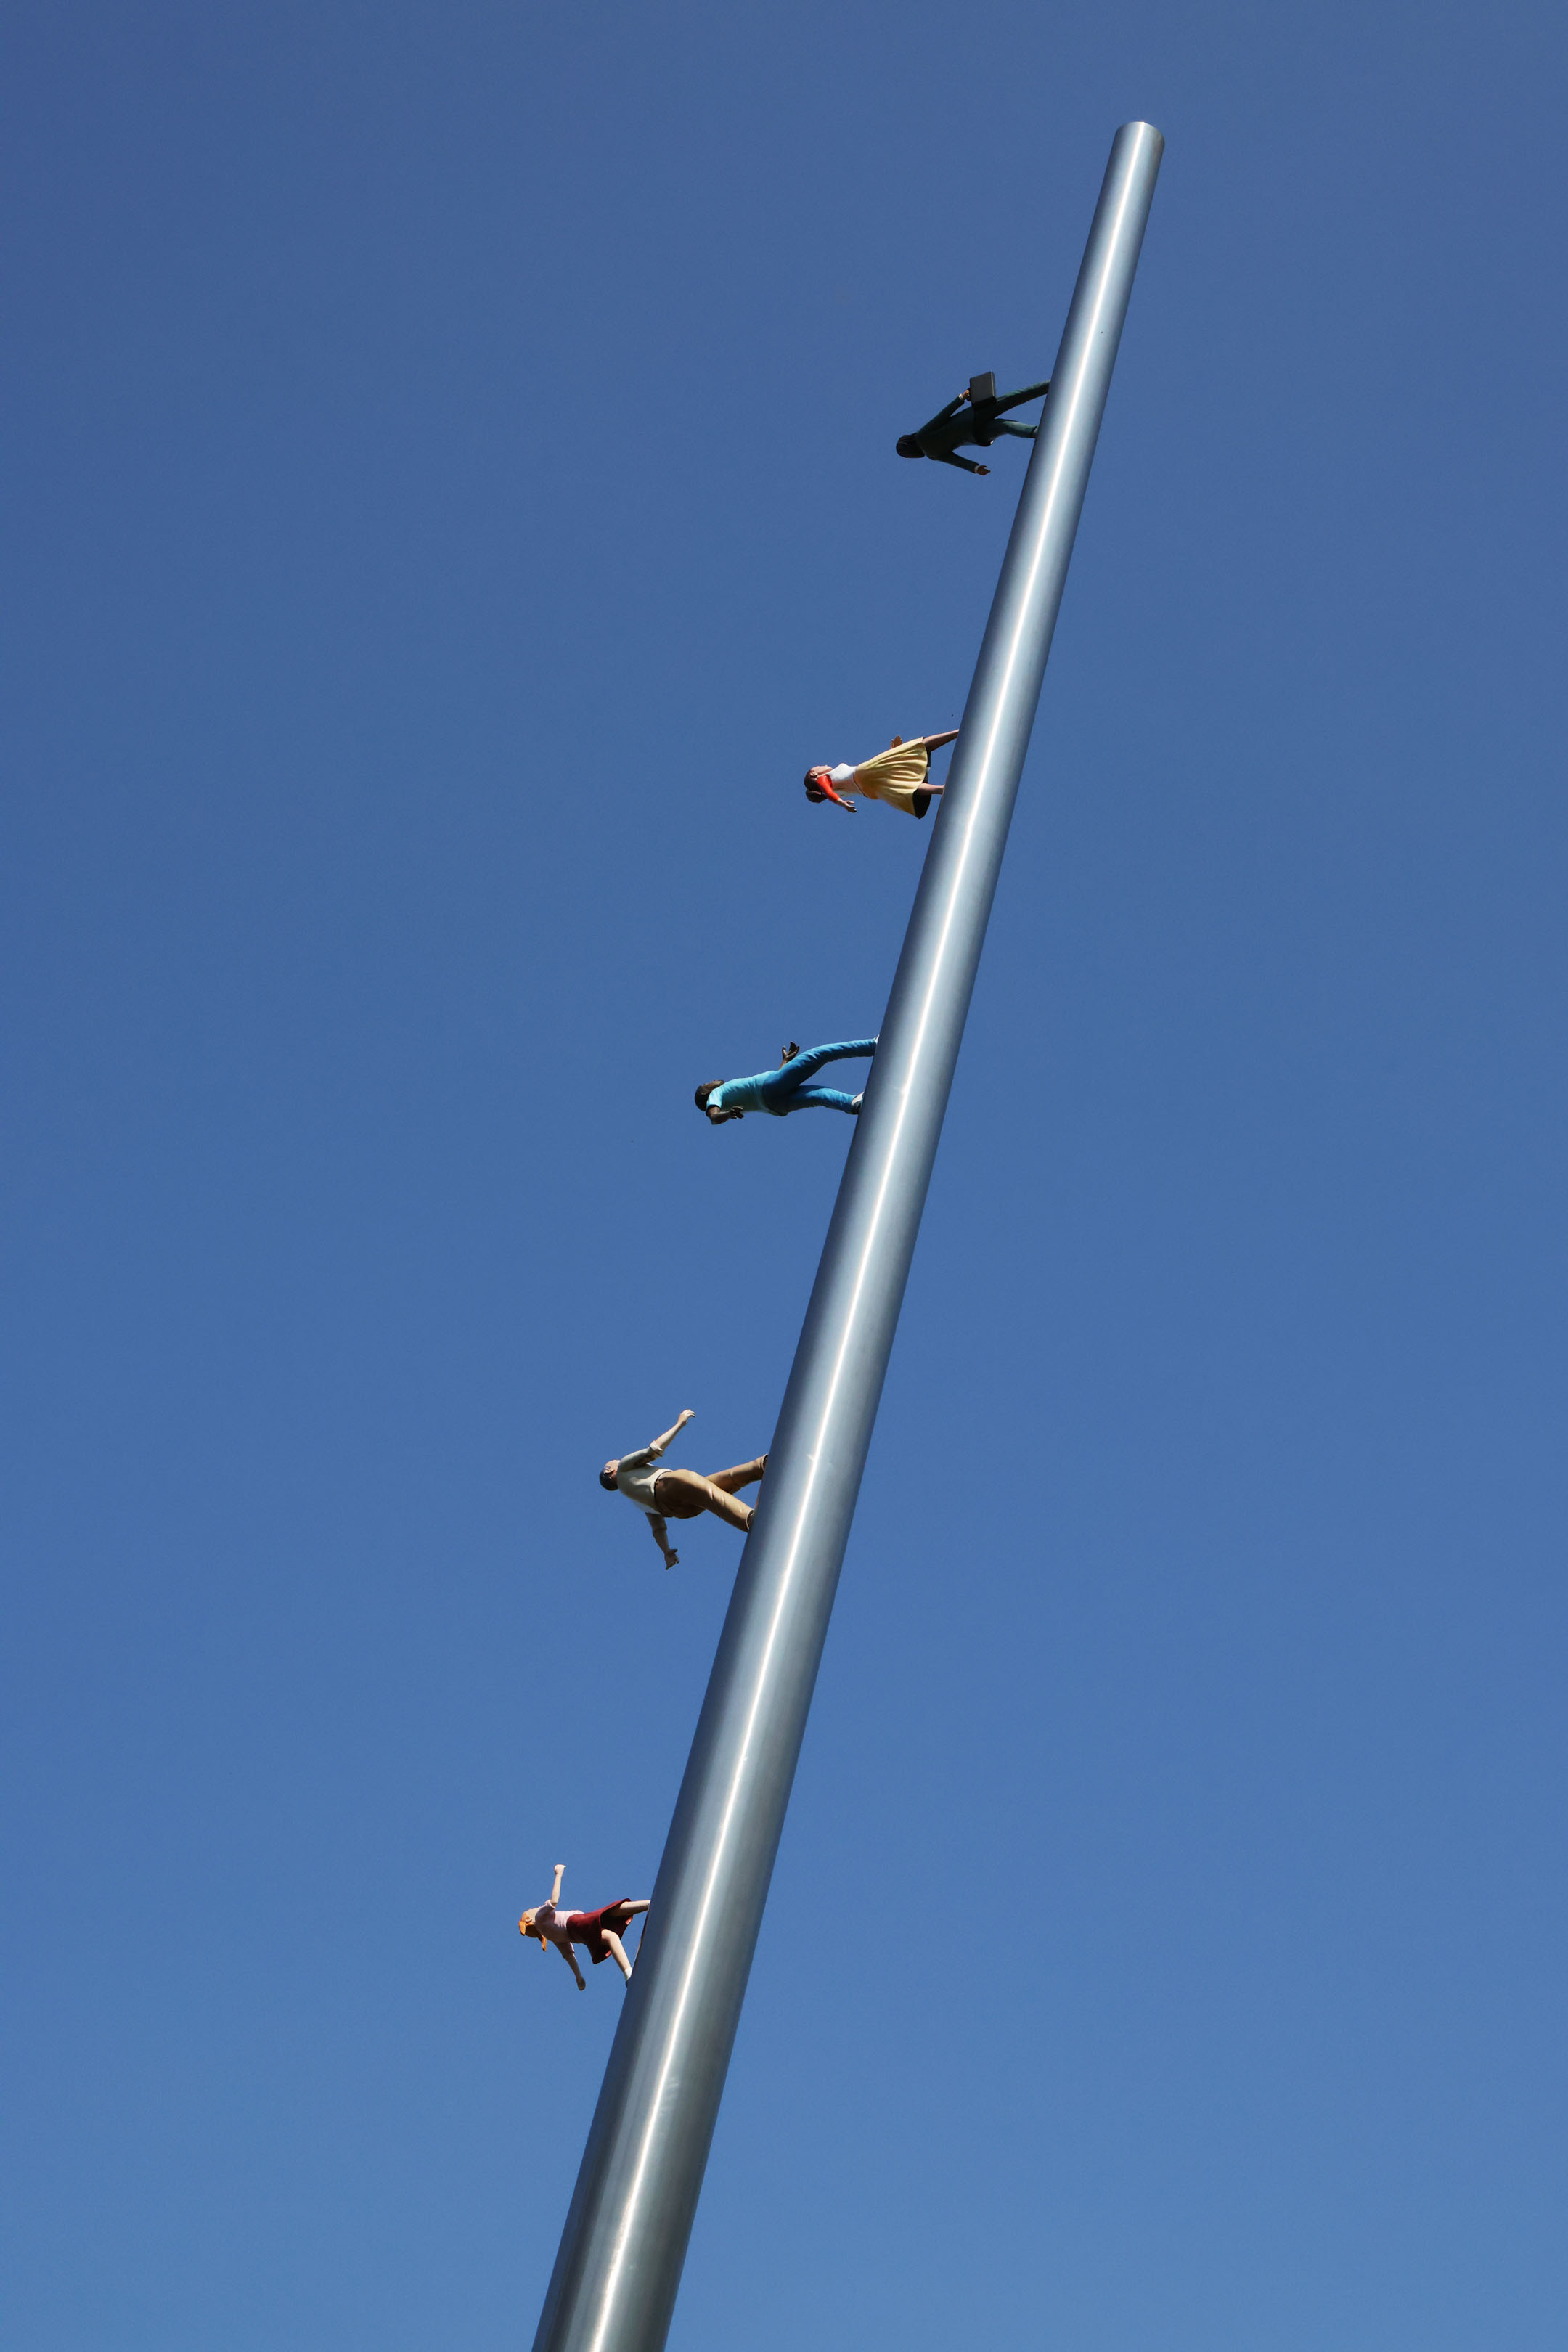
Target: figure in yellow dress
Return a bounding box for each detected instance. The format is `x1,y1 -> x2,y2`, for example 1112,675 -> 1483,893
804,731 -> 959,820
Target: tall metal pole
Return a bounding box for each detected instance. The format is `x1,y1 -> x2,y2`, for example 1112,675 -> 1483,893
533,121 -> 1163,2352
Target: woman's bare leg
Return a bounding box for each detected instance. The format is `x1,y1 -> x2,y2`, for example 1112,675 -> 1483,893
602,1930 -> 634,1984
556,1939 -> 587,1990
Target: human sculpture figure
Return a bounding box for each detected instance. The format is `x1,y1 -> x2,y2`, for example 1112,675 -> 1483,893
804,732 -> 957,819
895,370 -> 1050,476
695,1037 -> 877,1124
518,1864 -> 650,1990
601,1408 -> 767,1569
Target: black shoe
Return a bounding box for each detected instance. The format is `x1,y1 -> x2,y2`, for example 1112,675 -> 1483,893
912,790 -> 931,820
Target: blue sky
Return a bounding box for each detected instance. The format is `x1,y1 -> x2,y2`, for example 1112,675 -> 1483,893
3,4 -> 1565,2347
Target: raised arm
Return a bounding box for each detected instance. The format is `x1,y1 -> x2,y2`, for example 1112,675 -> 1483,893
549,1862 -> 565,1907
649,1408 -> 694,1458
616,1408 -> 693,1476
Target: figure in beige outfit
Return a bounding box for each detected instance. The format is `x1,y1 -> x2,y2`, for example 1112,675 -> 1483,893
804,730 -> 959,819
600,1408 -> 767,1569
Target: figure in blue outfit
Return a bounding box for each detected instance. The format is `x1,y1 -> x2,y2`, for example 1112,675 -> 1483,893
695,1038 -> 877,1124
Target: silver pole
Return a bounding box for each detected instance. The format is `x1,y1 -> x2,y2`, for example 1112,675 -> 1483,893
533,121 -> 1164,2352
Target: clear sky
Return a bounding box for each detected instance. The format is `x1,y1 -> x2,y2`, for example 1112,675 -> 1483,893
4,4 -> 1565,2347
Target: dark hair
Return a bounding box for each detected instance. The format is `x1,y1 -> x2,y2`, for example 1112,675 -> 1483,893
695,1082 -> 718,1109
803,774 -> 827,802
599,1467 -> 618,1491
895,434 -> 923,459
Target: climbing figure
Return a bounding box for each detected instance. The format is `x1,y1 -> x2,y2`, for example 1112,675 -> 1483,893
696,1037 -> 877,1123
601,1408 -> 767,1569
519,1865 -> 650,1990
804,732 -> 957,818
895,371 -> 1050,476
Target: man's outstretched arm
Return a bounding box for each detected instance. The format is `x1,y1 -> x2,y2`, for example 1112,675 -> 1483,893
932,450 -> 989,475
619,1409 -> 693,1474
647,1514 -> 679,1569
649,1408 -> 694,1458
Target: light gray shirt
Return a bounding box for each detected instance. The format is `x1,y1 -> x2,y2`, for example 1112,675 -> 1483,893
615,1440 -> 667,1516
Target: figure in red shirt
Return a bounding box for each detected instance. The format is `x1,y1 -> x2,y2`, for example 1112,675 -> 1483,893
518,1863 -> 651,1990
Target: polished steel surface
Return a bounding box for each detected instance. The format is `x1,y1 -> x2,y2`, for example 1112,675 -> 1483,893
531,120 -> 1164,2352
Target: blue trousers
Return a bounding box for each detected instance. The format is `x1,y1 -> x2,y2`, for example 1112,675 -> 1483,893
717,1037 -> 877,1117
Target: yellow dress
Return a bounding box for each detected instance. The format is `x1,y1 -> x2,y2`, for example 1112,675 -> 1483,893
852,738 -> 934,815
